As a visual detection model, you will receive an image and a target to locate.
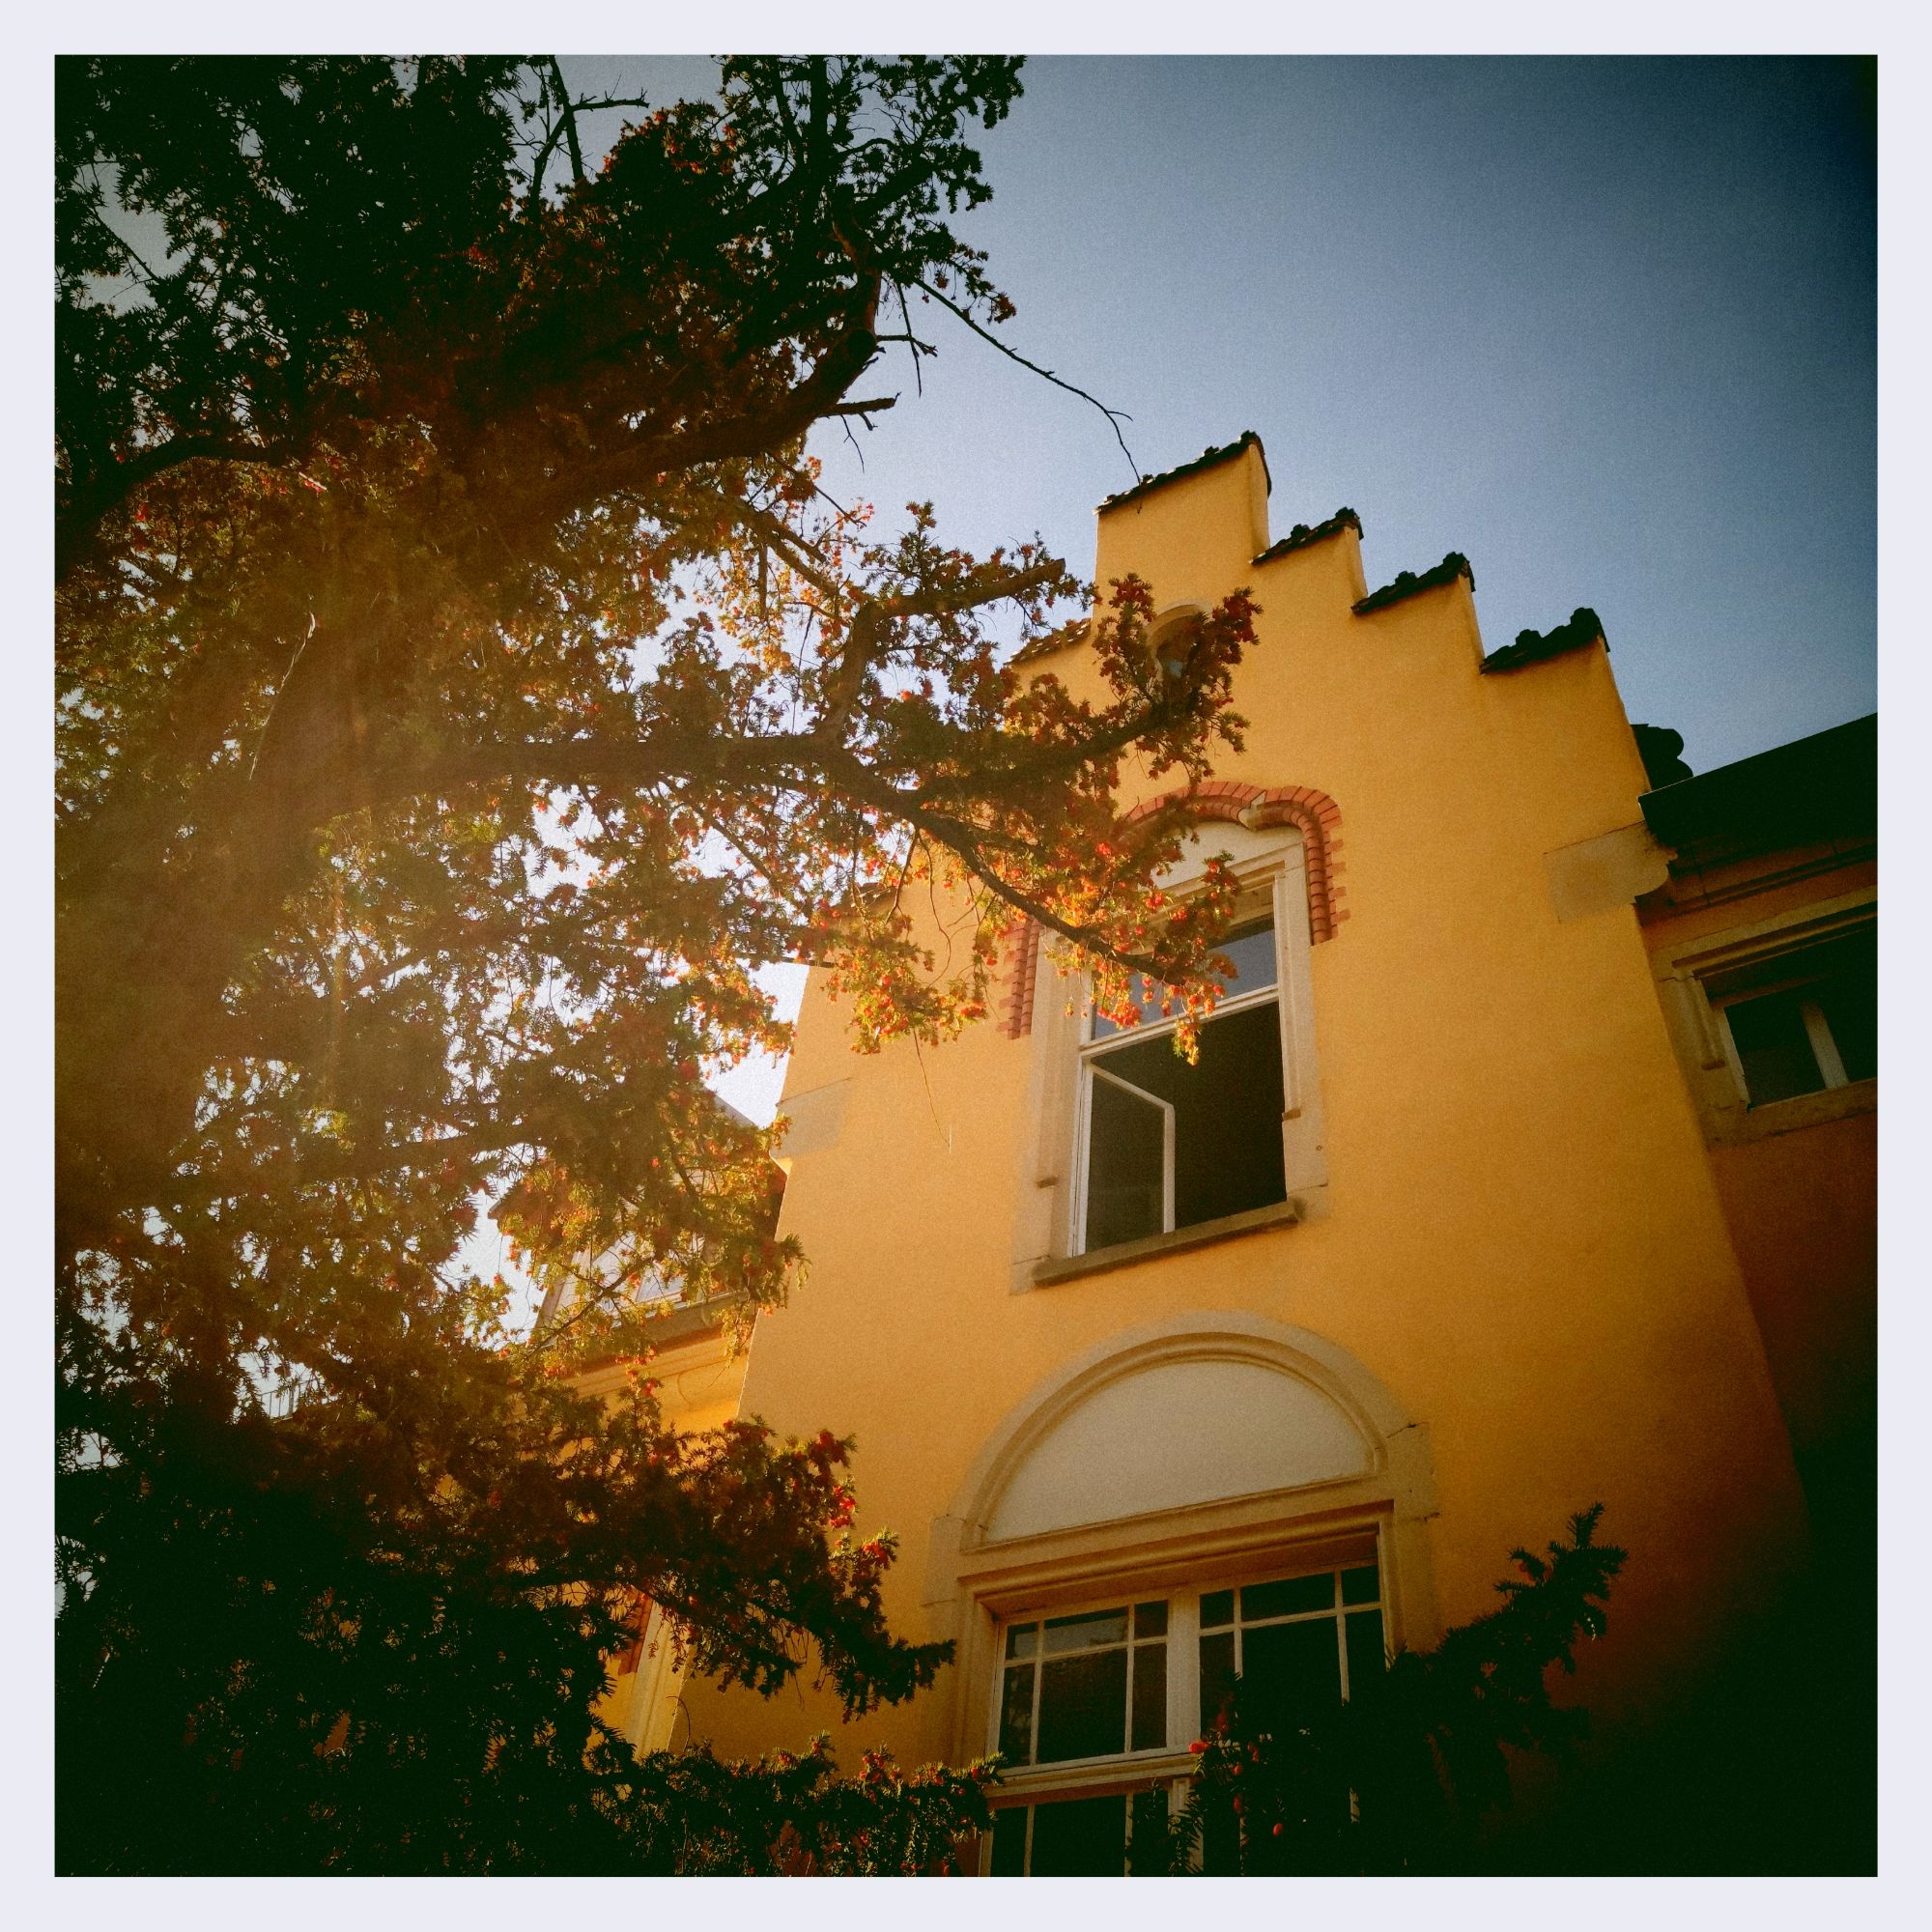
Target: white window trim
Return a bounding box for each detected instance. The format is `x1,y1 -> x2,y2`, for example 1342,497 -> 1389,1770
977,1544 -> 1391,1874
923,1314 -> 1443,1868
1010,826 -> 1328,1288
1078,1062 -> 1179,1240
1649,890 -> 1876,1147
986,1590 -> 1189,1774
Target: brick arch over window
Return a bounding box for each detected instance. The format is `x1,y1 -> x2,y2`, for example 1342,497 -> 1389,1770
1000,783 -> 1346,1037
1124,782 -> 1347,944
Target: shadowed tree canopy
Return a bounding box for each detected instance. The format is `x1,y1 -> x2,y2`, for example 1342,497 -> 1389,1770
55,55 -> 1260,1872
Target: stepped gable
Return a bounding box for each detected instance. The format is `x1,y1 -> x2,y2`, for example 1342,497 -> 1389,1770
1352,551 -> 1474,615
1480,606 -> 1605,674
1097,431 -> 1270,513
1009,613 -> 1092,668
1253,506 -> 1362,566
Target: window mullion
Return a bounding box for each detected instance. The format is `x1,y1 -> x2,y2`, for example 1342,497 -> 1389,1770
1270,870 -> 1301,1122
1161,1097 -> 1176,1234
1029,1634 -> 1043,1768
1070,1066 -> 1093,1256
1169,1594 -> 1199,1748
1332,1573 -> 1350,1699
1803,999 -> 1849,1088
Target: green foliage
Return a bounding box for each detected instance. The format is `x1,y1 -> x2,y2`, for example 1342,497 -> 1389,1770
1141,1509 -> 1628,1875
55,55 -> 1263,1874
57,1312 -> 975,1872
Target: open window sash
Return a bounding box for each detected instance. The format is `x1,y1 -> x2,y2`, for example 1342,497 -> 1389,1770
1083,1065 -> 1176,1250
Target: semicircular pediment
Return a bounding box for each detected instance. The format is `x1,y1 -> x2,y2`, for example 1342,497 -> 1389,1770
984,1352 -> 1375,1543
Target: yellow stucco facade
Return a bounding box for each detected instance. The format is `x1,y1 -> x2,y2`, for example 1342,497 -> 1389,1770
606,435 -> 1873,1869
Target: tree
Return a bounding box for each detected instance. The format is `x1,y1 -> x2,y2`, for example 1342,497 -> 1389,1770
1143,1509 -> 1629,1877
55,56 -> 1259,1872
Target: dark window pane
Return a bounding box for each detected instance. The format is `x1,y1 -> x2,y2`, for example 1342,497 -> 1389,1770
1128,1788 -> 1172,1876
1005,1623 -> 1037,1662
1201,1589 -> 1234,1630
1200,1630 -> 1236,1733
1134,1600 -> 1168,1637
1084,1071 -> 1168,1249
1131,1641 -> 1167,1750
1042,1607 -> 1128,1654
1242,1572 -> 1335,1621
999,1662 -> 1035,1763
1345,1607 -> 1387,1698
1817,965 -> 1878,1083
1028,1793 -> 1128,1877
1726,988 -> 1824,1105
1037,1648 -> 1129,1762
990,1805 -> 1028,1876
1086,1001 -> 1287,1236
1178,1001 -> 1286,1228
1341,1563 -> 1380,1606
1200,1791 -> 1241,1875
1240,1616 -> 1343,1733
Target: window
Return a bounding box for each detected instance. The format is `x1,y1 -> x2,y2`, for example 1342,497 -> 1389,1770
997,1602 -> 1171,1769
1197,1564 -> 1386,1738
1016,823 -> 1328,1286
1706,923 -> 1876,1109
1646,898 -> 1876,1149
984,1553 -> 1387,1876
1074,895 -> 1290,1255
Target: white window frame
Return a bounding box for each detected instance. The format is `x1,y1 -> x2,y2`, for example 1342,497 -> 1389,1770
1648,892 -> 1876,1147
1708,957 -> 1868,1103
980,1542 -> 1389,1876
1014,825 -> 1328,1283
1070,885 -> 1293,1256
990,1595 -> 1184,1774
1077,1063 -> 1179,1240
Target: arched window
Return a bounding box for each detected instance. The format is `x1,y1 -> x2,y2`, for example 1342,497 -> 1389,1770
924,1316 -> 1439,1875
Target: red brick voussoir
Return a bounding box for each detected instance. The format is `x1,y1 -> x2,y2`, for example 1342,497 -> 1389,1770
1002,781 -> 1347,1037
1120,781 -> 1347,945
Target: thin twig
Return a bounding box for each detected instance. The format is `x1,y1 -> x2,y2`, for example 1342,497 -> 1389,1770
917,276 -> 1141,486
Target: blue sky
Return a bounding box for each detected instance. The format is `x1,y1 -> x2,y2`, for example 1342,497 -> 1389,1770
556,55 -> 1877,1134
570,55 -> 1875,781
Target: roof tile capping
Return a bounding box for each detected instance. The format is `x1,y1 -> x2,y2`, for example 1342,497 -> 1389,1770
1009,613 -> 1093,667
1098,431 -> 1271,513
1352,552 -> 1474,616
1479,606 -> 1605,674
1253,507 -> 1362,566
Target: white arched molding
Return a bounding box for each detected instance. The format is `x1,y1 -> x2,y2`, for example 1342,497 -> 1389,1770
1146,602 -> 1208,670
1008,820 -> 1329,1290
923,1314 -> 1439,1772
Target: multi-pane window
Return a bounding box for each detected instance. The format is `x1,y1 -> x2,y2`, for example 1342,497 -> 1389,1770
997,1602 -> 1170,1767
989,1785 -> 1173,1879
1197,1563 -> 1385,1734
1077,916 -> 1288,1253
986,1557 -> 1387,1876
1707,923 -> 1876,1109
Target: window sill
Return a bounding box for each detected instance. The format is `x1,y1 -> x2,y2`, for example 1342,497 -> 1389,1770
1705,1077 -> 1876,1148
991,1748 -> 1201,1803
1031,1197 -> 1305,1290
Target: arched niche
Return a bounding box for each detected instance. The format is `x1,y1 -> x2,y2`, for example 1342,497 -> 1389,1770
923,1314 -> 1441,1771
984,1351 -> 1373,1541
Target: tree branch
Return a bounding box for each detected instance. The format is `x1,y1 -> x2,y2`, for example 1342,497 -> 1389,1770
58,433 -> 274,582
916,276 -> 1141,488
548,57 -> 586,188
